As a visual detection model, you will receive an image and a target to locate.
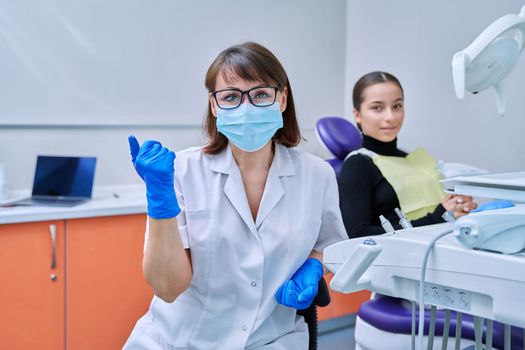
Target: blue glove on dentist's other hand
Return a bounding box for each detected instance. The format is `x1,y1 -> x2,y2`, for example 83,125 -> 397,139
471,199 -> 514,213
275,258 -> 324,310
128,135 -> 181,219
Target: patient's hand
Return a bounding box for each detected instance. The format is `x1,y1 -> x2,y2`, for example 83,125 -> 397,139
441,194 -> 478,219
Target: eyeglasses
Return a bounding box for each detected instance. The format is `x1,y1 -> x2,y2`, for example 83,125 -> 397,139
210,86 -> 279,110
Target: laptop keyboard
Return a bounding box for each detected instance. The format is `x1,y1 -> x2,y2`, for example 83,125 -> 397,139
31,198 -> 85,205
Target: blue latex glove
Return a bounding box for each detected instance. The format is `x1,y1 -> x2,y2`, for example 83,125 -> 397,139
471,199 -> 514,213
275,258 -> 323,310
128,135 -> 181,219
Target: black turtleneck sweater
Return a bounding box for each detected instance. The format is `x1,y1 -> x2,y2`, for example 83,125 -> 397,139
338,135 -> 446,238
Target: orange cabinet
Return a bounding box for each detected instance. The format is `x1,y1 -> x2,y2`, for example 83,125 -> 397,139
0,221 -> 66,350
66,214 -> 152,350
0,214 -> 366,349
0,214 -> 152,350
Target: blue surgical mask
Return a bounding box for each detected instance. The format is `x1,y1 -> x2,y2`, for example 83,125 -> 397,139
216,103 -> 284,152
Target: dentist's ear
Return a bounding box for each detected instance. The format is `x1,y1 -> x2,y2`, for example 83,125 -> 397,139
210,95 -> 218,117
279,87 -> 288,112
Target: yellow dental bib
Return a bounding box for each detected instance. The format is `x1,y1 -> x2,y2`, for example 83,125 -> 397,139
371,148 -> 445,221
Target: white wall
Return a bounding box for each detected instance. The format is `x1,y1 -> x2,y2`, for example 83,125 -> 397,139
345,1 -> 525,173
0,0 -> 346,191
4,1 -> 523,193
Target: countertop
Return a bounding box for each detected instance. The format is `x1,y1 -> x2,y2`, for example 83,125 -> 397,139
0,185 -> 147,224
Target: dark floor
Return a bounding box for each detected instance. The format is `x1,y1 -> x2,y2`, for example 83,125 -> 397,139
317,314 -> 356,350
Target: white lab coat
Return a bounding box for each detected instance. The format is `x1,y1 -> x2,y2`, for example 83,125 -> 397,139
124,143 -> 347,350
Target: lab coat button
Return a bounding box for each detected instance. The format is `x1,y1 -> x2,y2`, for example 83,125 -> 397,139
241,325 -> 247,331
251,281 -> 257,287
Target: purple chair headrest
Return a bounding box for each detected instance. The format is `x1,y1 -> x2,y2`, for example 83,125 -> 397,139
316,116 -> 362,160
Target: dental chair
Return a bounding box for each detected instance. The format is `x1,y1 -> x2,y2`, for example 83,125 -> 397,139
356,294 -> 524,349
315,116 -> 362,177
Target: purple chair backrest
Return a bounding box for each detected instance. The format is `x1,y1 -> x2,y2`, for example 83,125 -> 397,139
315,116 -> 362,176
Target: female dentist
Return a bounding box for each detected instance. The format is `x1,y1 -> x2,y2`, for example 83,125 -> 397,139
124,42 -> 347,349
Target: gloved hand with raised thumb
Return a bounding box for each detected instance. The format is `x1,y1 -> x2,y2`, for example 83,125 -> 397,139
128,135 -> 181,219
275,258 -> 324,310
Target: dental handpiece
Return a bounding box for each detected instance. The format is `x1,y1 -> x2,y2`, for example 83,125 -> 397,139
379,215 -> 395,233
394,207 -> 413,229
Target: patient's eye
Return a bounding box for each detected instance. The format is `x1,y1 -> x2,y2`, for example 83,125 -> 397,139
393,103 -> 404,110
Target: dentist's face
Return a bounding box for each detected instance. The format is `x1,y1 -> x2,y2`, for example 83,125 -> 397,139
353,82 -> 404,142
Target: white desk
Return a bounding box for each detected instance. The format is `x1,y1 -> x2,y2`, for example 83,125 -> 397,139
0,185 -> 146,224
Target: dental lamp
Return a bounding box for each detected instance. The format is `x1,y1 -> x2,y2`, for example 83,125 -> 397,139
452,4 -> 525,116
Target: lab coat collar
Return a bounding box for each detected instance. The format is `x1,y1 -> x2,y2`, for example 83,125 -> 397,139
255,143 -> 295,228
272,143 -> 295,177
208,144 -> 235,175
207,143 -> 295,177
210,143 -> 295,234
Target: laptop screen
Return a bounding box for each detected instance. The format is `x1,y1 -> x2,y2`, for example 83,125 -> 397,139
32,156 -> 97,198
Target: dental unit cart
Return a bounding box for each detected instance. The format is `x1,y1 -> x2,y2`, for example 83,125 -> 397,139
323,171 -> 525,350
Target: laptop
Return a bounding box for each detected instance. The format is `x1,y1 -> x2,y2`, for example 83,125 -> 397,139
14,155 -> 97,207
